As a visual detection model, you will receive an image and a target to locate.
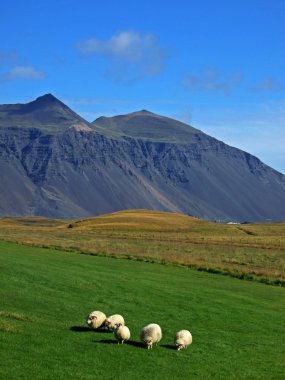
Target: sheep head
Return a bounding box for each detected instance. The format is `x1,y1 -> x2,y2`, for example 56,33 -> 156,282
175,339 -> 185,350
87,315 -> 97,327
145,338 -> 153,349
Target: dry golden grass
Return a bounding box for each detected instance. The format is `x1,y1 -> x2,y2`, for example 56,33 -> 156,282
0,310 -> 30,333
0,210 -> 284,285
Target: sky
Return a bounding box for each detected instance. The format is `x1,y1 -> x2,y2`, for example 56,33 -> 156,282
0,0 -> 284,173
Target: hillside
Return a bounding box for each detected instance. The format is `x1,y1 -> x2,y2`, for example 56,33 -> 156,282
0,94 -> 91,133
1,240 -> 284,379
93,109 -> 202,142
1,210 -> 284,285
0,94 -> 285,222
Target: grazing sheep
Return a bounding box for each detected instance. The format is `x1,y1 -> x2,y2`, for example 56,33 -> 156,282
114,323 -> 131,344
174,330 -> 192,350
105,314 -> 125,330
140,323 -> 162,349
86,311 -> 106,330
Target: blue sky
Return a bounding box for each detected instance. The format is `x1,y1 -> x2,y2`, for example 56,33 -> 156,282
0,0 -> 284,173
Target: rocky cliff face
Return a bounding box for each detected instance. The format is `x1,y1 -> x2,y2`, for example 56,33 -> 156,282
0,94 -> 284,221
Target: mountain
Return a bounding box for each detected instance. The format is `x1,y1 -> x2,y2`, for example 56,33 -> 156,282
0,94 -> 91,133
0,93 -> 284,222
93,110 -> 202,142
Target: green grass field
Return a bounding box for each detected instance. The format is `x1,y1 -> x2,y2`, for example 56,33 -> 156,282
1,240 -> 284,379
0,210 -> 284,285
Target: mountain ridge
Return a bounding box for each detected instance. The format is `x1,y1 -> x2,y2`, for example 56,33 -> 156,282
0,93 -> 90,133
0,93 -> 284,222
93,109 -> 203,143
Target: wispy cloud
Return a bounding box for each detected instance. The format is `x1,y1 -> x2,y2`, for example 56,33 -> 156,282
194,99 -> 285,174
0,65 -> 46,83
64,96 -> 189,108
182,68 -> 243,95
77,30 -> 165,83
64,97 -> 138,106
0,51 -> 18,66
250,76 -> 283,92
172,109 -> 192,124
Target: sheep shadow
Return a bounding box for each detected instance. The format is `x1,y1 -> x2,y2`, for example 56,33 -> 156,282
70,326 -> 91,332
96,339 -> 144,348
98,339 -> 117,344
126,340 -> 144,348
70,326 -> 110,333
160,344 -> 176,350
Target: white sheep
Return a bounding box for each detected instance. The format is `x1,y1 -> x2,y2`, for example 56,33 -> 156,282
174,330 -> 192,350
104,314 -> 125,330
86,311 -> 106,330
140,323 -> 162,349
114,323 -> 131,344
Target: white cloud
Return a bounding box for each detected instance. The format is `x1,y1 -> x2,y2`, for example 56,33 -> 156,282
182,68 -> 243,95
77,31 -> 165,83
0,65 -> 46,83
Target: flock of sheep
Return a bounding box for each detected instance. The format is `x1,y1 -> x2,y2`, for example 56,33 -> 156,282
87,311 -> 193,350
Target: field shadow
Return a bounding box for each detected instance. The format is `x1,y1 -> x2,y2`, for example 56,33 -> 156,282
94,329 -> 110,334
126,340 -> 144,348
70,326 -> 110,333
98,339 -> 117,344
95,339 -> 145,348
160,344 -> 176,350
70,326 -> 91,332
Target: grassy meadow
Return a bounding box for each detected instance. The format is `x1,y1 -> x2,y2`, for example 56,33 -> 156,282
0,240 -> 284,379
0,210 -> 284,285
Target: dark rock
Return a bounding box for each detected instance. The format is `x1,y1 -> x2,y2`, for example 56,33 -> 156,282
0,94 -> 284,222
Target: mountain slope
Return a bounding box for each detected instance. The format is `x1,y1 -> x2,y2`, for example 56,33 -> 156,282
0,94 -> 284,221
93,110 -> 202,142
0,94 -> 91,133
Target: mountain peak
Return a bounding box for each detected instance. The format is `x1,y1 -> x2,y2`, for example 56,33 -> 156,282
32,93 -> 66,109
0,93 -> 88,133
137,109 -> 153,114
34,93 -> 59,104
125,110 -> 156,118
93,109 -> 201,142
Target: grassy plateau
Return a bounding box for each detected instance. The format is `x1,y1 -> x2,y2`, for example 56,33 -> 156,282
0,210 -> 284,285
0,240 -> 284,379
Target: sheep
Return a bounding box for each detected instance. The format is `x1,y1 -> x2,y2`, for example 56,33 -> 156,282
140,323 -> 162,349
114,323 -> 131,344
104,314 -> 125,330
174,330 -> 192,350
86,311 -> 106,330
